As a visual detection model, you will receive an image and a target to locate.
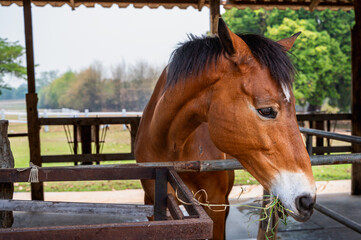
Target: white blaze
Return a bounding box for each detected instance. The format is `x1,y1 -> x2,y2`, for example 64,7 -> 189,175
270,171 -> 316,216
281,82 -> 291,102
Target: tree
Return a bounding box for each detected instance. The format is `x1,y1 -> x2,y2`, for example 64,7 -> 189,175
36,71 -> 58,91
60,64 -> 104,111
38,61 -> 161,111
0,38 -> 26,94
266,18 -> 347,110
38,71 -> 77,108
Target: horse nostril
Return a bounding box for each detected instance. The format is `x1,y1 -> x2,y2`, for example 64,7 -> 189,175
296,194 -> 314,213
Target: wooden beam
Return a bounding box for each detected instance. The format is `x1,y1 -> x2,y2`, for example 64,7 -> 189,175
210,0 -> 220,35
296,113 -> 351,121
0,164 -> 156,182
0,218 -> 213,240
352,0 -> 361,195
39,116 -> 141,125
197,0 -> 205,11
23,0 -> 35,94
23,0 -> 44,201
41,153 -> 134,163
0,199 -> 153,217
309,0 -> 322,11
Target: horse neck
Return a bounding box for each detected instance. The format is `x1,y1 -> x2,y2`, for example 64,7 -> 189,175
140,69 -> 216,159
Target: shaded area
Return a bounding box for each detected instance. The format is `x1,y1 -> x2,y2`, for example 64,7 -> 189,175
226,193 -> 361,239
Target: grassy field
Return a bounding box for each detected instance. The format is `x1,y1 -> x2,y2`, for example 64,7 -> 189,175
7,120 -> 352,192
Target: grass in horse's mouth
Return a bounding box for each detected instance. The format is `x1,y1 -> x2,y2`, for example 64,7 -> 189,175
176,189 -> 292,240
255,195 -> 292,237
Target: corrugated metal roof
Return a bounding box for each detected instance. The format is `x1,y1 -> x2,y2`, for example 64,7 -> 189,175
0,0 -> 354,10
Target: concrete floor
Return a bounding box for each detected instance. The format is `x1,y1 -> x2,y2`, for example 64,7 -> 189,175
10,180 -> 361,239
226,193 -> 361,240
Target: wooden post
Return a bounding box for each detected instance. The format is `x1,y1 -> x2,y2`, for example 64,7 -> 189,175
327,120 -> 331,154
306,134 -> 313,156
80,125 -> 92,165
23,0 -> 44,200
210,0 -> 220,35
73,124 -> 78,165
352,1 -> 361,195
0,120 -> 14,228
315,120 -> 324,154
95,124 -> 100,165
154,168 -> 168,221
130,118 -> 140,156
257,190 -> 278,240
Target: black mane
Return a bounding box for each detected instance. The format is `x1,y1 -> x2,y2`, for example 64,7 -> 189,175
166,33 -> 295,89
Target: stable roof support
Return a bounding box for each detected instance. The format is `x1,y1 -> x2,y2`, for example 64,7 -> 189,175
352,0 -> 361,195
210,0 -> 220,35
23,0 -> 44,200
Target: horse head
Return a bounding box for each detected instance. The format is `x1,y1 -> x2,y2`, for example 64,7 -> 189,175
207,18 -> 316,221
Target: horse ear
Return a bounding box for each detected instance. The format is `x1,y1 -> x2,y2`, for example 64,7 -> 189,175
277,32 -> 301,51
218,18 -> 236,55
218,18 -> 251,58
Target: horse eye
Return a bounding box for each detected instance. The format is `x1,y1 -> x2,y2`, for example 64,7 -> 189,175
257,107 -> 277,119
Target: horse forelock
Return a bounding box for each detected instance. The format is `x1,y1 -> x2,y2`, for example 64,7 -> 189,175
238,33 -> 296,93
165,33 -> 295,95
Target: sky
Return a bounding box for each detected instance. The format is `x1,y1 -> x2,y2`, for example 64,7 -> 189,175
0,4 -> 225,87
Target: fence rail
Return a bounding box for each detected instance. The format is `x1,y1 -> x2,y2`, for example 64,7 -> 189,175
300,127 -> 361,144
137,153 -> 361,172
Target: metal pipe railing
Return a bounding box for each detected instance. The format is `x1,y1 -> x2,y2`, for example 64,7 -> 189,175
315,203 -> 361,234
138,153 -> 361,172
300,127 -> 361,144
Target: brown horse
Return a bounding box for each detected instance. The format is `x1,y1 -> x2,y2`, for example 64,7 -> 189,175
135,18 -> 316,240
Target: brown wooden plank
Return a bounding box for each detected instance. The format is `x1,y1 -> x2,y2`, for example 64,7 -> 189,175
0,218 -> 213,240
296,113 -> 352,121
0,165 -> 155,182
41,153 -> 134,163
0,199 -> 153,217
352,0 -> 361,195
39,116 -> 141,126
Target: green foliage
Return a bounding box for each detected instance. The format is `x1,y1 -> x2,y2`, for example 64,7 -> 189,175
60,65 -> 103,111
267,18 -> 347,108
223,9 -> 354,112
0,38 -> 26,94
39,71 -> 77,108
